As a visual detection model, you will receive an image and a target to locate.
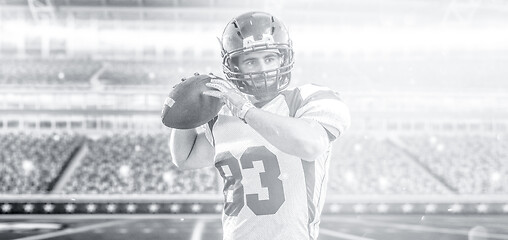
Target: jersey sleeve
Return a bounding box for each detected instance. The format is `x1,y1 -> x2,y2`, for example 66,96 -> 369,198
195,115 -> 218,147
293,84 -> 351,141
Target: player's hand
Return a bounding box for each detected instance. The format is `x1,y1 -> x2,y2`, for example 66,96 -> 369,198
202,75 -> 255,121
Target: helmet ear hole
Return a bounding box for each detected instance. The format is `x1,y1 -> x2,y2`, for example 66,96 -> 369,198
229,56 -> 241,72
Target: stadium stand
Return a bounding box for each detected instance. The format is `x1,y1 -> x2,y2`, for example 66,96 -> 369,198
399,134 -> 508,194
98,60 -> 219,86
0,133 -> 84,194
1,132 -> 506,196
0,59 -> 101,86
63,134 -> 219,194
329,135 -> 453,195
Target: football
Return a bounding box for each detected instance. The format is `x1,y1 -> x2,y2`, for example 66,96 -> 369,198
161,74 -> 223,129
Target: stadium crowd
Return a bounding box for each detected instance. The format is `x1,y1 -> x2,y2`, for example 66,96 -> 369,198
98,60 -> 218,86
0,133 -> 84,193
2,58 -> 505,93
63,134 -> 218,194
329,135 -> 452,195
0,59 -> 101,85
1,133 -> 506,195
400,134 -> 508,194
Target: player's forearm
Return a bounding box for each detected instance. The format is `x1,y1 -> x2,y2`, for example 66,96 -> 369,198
169,128 -> 216,170
169,128 -> 197,168
244,108 -> 329,160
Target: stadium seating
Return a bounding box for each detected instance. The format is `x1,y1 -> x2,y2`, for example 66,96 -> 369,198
399,134 -> 508,194
98,60 -> 219,86
0,59 -> 101,86
1,133 -> 506,195
328,135 -> 452,195
0,133 -> 84,194
63,134 -> 219,194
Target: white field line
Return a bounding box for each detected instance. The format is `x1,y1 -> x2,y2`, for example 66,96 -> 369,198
12,219 -> 133,240
0,214 -> 221,220
325,217 -> 508,240
190,219 -> 207,240
320,228 -> 378,240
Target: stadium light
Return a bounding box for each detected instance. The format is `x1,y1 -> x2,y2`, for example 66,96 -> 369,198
345,171 -> 356,183
490,172 -> 501,183
22,160 -> 35,175
292,26 -> 508,54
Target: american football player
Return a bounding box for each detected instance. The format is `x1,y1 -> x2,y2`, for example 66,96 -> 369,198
169,11 -> 351,240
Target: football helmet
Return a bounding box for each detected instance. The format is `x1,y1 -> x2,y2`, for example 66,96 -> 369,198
220,12 -> 294,97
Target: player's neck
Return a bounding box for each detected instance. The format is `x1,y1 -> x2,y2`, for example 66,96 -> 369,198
250,94 -> 278,108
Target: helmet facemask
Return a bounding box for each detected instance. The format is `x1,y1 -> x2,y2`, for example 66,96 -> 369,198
220,12 -> 295,98
222,45 -> 294,98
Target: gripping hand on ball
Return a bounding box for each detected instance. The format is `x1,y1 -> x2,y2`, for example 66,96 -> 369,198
202,75 -> 255,121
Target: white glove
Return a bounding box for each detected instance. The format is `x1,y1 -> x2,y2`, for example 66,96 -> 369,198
202,75 -> 255,121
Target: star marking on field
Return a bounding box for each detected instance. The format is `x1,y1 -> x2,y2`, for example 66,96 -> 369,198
329,204 -> 342,213
191,204 -> 202,213
86,204 -> 97,213
148,204 -> 160,213
402,204 -> 414,213
106,204 -> 117,213
448,204 -> 463,213
377,204 -> 389,213
43,203 -> 55,213
1,203 -> 12,213
65,203 -> 76,213
353,204 -> 366,213
425,204 -> 437,213
476,204 -> 488,213
215,203 -> 223,213
24,203 -> 34,213
126,204 -> 137,213
170,204 -> 181,213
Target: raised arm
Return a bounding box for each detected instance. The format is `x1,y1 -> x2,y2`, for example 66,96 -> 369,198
169,126 -> 215,170
243,108 -> 329,160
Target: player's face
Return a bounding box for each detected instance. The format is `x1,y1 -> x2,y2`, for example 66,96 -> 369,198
237,50 -> 281,74
237,50 -> 281,86
237,50 -> 282,103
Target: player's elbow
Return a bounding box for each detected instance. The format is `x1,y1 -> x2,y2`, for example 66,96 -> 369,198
297,122 -> 330,161
171,157 -> 189,170
170,145 -> 197,170
299,140 -> 328,161
294,135 -> 329,160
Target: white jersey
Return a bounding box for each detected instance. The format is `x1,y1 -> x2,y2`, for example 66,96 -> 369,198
206,84 -> 350,240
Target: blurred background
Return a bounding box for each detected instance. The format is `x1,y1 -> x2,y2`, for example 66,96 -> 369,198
1,0 -> 508,216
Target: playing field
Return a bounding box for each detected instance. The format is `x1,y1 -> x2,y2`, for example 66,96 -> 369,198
1,214 -> 506,240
